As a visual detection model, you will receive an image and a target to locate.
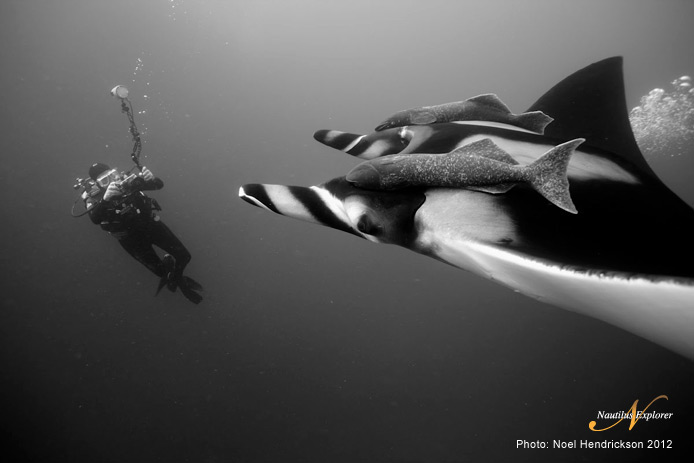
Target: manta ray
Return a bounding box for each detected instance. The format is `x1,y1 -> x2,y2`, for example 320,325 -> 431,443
239,57 -> 694,360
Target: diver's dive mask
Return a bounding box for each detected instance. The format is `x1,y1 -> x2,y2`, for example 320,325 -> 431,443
96,169 -> 120,188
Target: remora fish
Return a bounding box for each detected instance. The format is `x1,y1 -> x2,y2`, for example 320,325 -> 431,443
346,137 -> 584,214
239,57 -> 694,359
374,93 -> 554,133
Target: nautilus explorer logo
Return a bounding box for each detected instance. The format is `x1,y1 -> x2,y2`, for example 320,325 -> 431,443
589,395 -> 673,431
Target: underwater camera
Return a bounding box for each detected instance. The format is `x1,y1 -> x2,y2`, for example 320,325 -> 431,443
118,172 -> 146,194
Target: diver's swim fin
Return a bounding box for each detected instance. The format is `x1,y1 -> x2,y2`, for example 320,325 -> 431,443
156,254 -> 178,295
181,276 -> 203,292
156,277 -> 167,296
179,277 -> 203,304
156,254 -> 202,303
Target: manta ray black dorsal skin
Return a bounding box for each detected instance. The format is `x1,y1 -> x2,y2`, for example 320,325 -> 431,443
527,56 -> 657,179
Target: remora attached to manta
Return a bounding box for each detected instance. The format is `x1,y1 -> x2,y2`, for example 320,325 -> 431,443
346,137 -> 584,214
239,57 -> 694,360
374,93 -> 554,133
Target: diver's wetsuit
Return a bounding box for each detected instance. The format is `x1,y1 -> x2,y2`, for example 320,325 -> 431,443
87,177 -> 192,289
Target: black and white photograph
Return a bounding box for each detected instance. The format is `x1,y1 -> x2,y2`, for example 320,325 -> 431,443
2,1 -> 693,462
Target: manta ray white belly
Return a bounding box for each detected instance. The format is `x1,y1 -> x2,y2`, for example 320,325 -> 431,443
417,189 -> 694,359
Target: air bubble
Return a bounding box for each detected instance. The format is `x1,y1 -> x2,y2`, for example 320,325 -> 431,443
630,75 -> 694,158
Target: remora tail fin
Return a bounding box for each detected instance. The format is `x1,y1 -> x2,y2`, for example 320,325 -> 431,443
515,110 -> 555,134
527,56 -> 655,179
526,138 -> 584,214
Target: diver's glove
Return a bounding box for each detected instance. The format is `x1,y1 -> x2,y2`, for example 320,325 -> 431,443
141,167 -> 154,182
103,182 -> 123,201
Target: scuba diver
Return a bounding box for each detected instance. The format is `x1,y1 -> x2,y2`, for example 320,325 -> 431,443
73,84 -> 202,304
83,163 -> 203,304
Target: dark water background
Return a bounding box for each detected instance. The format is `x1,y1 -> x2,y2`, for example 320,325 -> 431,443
2,1 -> 693,462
